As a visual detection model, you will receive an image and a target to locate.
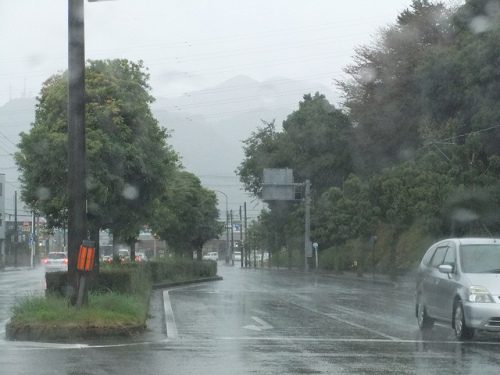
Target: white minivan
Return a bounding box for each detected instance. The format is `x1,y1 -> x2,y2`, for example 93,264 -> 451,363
416,238 -> 500,339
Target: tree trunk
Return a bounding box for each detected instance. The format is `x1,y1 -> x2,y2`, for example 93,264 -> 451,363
112,228 -> 119,261
130,240 -> 136,262
287,243 -> 292,270
89,226 -> 100,274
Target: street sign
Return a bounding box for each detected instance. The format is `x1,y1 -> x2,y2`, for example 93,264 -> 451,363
262,168 -> 295,201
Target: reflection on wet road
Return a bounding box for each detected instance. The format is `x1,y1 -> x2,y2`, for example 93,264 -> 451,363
1,265 -> 500,374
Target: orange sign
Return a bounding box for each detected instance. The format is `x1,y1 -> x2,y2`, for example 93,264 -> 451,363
77,240 -> 95,272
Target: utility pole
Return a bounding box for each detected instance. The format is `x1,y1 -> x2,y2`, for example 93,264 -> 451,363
304,179 -> 311,272
226,211 -> 230,264
14,191 -> 17,268
68,0 -> 87,299
30,211 -> 35,268
230,210 -> 234,266
239,205 -> 243,268
244,202 -> 248,268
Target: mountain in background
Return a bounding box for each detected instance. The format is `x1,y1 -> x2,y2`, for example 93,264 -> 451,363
0,75 -> 338,219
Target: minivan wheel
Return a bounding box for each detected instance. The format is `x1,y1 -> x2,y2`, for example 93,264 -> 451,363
417,301 -> 434,329
454,301 -> 474,340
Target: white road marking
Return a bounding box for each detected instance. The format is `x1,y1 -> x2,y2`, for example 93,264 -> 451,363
216,336 -> 500,345
1,335 -> 500,351
163,290 -> 178,339
243,316 -> 273,331
0,340 -> 160,350
288,301 -> 400,341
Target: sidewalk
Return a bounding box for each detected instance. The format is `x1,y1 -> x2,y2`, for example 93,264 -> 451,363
318,270 -> 415,289
1,266 -> 36,272
238,264 -> 415,290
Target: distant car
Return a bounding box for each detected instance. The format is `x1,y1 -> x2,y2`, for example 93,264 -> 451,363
233,251 -> 241,261
203,252 -> 218,261
102,255 -> 113,264
43,252 -> 68,272
135,252 -> 148,262
118,249 -> 130,262
416,238 -> 500,339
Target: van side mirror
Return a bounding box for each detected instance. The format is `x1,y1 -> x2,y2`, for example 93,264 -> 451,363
438,264 -> 454,274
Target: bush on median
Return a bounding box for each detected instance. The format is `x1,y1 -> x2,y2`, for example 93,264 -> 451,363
8,258 -> 217,341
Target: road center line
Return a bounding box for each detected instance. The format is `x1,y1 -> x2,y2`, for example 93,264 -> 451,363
163,290 -> 178,339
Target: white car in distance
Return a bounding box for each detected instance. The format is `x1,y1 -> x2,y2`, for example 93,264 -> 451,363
203,252 -> 219,261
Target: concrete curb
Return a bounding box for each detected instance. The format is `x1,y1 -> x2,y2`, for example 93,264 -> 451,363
244,266 -> 413,289
152,275 -> 223,290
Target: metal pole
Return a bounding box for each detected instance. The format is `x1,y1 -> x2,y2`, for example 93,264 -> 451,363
244,202 -> 247,268
30,211 -> 35,268
214,190 -> 230,265
239,205 -> 243,268
230,210 -> 234,266
14,191 -> 17,268
315,245 -> 318,269
68,0 -> 87,300
304,179 -> 311,272
153,235 -> 157,259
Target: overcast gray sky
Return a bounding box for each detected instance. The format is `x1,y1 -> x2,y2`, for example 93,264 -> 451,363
0,0 -> 425,106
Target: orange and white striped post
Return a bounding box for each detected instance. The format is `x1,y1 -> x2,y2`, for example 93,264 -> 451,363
76,240 -> 95,308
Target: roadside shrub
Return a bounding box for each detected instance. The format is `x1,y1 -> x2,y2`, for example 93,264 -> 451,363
45,259 -> 215,297
147,258 -> 217,283
319,246 -> 352,272
395,222 -> 435,272
45,267 -> 147,296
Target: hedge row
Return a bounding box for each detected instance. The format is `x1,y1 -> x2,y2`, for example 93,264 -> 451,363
45,259 -> 217,296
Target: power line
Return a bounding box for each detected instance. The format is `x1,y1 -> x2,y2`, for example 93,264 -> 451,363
425,124 -> 500,145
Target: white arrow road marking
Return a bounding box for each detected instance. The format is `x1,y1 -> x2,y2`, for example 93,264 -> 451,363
243,316 -> 273,331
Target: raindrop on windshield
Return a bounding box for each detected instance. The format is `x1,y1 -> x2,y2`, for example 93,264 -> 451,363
122,184 -> 139,200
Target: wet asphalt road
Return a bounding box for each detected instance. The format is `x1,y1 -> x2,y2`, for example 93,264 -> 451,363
1,265 -> 500,374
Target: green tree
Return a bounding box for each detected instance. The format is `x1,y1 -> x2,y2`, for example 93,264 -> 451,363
151,170 -> 222,259
313,174 -> 379,248
15,59 -> 178,259
339,0 -> 451,173
238,93 -> 353,198
237,93 -> 353,268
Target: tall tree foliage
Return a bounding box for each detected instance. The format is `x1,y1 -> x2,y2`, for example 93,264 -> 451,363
237,93 -> 353,266
242,0 -> 500,273
340,0 -> 452,173
16,59 -> 178,245
238,93 -> 353,198
151,170 -> 222,259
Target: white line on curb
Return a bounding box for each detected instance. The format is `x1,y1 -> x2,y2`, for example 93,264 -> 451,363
163,290 -> 178,339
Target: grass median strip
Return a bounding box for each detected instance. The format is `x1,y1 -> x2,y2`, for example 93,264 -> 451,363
6,259 -> 218,341
7,292 -> 149,341
10,292 -> 148,328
